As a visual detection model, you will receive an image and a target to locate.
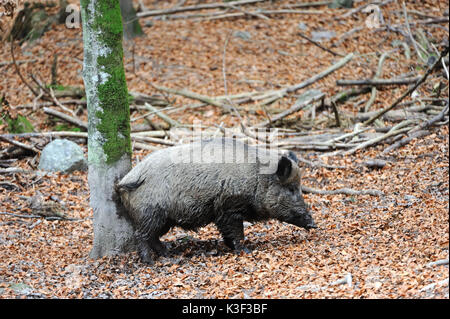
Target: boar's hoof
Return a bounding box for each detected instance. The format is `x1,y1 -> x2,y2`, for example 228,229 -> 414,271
138,251 -> 154,265
236,246 -> 252,254
150,240 -> 169,257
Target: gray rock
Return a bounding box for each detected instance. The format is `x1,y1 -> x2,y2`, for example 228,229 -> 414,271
233,30 -> 252,41
38,139 -> 87,173
311,30 -> 336,42
297,22 -> 308,31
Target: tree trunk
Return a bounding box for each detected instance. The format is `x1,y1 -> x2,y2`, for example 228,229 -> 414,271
80,0 -> 136,259
119,0 -> 143,40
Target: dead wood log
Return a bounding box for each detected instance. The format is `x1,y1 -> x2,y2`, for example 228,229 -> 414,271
302,185 -> 383,196
0,135 -> 40,154
297,32 -> 344,57
255,92 -> 325,127
363,46 -> 449,126
344,120 -> 414,155
381,104 -> 449,154
43,107 -> 88,131
137,0 -> 265,17
337,77 -> 421,87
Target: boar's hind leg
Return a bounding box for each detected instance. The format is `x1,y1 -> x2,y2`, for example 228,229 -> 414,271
135,207 -> 172,257
148,222 -> 172,257
215,213 -> 250,254
135,234 -> 154,264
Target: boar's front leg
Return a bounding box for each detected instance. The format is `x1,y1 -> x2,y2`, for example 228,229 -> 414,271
215,212 -> 250,254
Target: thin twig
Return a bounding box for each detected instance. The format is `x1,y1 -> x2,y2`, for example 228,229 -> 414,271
297,32 -> 344,57
402,2 -> 428,64
49,87 -> 77,116
10,40 -> 39,97
363,46 -> 449,126
0,136 -> 40,153
302,185 -> 383,196
255,92 -> 325,127
222,30 -> 233,96
345,122 -> 414,155
143,103 -> 180,128
43,107 -> 88,130
337,77 -> 421,86
137,0 -> 265,17
364,52 -> 389,112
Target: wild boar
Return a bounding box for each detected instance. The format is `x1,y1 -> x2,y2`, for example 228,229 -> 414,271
115,138 -> 316,263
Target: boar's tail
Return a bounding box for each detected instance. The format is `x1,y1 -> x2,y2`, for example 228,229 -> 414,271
115,177 -> 145,193
113,177 -> 145,221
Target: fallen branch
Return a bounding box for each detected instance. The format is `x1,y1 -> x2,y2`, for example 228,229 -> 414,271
0,131 -> 176,148
363,46 -> 449,126
297,31 -> 344,57
131,135 -> 175,146
0,136 -> 40,154
0,211 -> 42,219
12,99 -> 87,109
365,52 -> 389,112
10,40 -> 39,97
302,185 -> 383,196
297,156 -> 346,170
420,278 -> 449,292
257,53 -> 353,106
143,103 -> 180,128
255,92 -> 325,127
137,0 -> 265,17
333,26 -> 364,48
403,2 -> 428,64
152,85 -> 231,112
409,104 -> 449,134
49,87 -> 77,117
329,273 -> 353,288
0,167 -> 33,174
283,1 -> 332,9
337,76 -> 421,87
323,87 -> 372,108
197,9 -> 325,21
344,121 -> 414,155
381,130 -> 430,154
43,107 -> 88,131
382,105 -> 449,154
325,126 -> 372,144
132,141 -> 161,151
1,131 -> 88,140
286,53 -> 354,94
426,258 -> 449,267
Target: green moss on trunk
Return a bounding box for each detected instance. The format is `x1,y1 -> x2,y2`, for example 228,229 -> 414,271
81,0 -> 132,164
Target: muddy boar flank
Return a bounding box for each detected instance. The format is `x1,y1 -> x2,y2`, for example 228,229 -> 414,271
115,138 -> 316,263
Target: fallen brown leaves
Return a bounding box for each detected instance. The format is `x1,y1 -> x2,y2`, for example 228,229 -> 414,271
0,0 -> 448,299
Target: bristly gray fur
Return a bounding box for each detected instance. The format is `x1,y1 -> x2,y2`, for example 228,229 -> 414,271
116,138 -> 316,263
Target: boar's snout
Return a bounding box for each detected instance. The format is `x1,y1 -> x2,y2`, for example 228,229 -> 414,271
285,209 -> 317,231
304,219 -> 318,231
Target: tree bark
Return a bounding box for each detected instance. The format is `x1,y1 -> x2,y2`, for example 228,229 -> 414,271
80,0 -> 136,259
119,0 -> 143,40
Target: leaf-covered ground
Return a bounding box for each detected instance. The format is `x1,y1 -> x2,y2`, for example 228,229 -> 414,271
0,0 -> 448,298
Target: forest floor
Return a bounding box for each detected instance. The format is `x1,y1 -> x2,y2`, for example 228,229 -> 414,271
0,0 -> 449,298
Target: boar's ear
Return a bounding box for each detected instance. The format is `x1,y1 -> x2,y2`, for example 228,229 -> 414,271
276,156 -> 293,183
286,151 -> 299,164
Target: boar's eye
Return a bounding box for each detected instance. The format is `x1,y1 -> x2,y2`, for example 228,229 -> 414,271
286,184 -> 298,195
